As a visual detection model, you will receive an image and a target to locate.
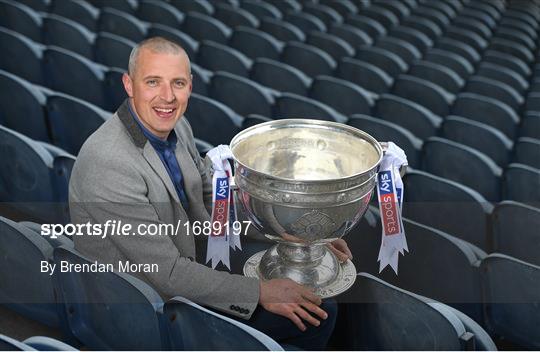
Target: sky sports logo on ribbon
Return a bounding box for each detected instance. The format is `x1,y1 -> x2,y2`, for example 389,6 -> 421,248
212,177 -> 229,236
378,170 -> 400,236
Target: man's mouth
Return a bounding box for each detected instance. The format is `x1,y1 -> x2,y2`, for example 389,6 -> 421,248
153,107 -> 176,118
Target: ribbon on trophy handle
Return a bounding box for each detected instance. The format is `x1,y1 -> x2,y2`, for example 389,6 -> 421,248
206,145 -> 242,270
376,142 -> 408,274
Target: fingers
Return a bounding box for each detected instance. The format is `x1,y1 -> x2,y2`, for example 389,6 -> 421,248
286,309 -> 307,331
300,287 -> 322,306
299,300 -> 328,321
327,243 -> 350,263
294,305 -> 321,328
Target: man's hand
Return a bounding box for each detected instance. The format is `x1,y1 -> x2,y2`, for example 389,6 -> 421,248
259,279 -> 328,331
327,238 -> 353,263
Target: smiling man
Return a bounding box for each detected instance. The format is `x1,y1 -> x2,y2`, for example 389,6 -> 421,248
69,37 -> 346,349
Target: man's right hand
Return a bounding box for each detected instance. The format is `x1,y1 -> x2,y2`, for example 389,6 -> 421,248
259,279 -> 328,331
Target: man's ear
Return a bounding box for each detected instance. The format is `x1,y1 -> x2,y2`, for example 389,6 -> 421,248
122,73 -> 133,98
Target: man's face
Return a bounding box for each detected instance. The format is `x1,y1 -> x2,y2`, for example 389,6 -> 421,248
122,48 -> 192,140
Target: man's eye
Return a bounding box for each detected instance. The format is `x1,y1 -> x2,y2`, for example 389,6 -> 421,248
175,80 -> 186,88
147,80 -> 157,86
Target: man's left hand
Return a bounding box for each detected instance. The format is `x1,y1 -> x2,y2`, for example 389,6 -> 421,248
327,239 -> 353,263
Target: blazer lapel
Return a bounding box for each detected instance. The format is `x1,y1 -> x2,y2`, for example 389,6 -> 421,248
174,135 -> 203,203
142,144 -> 181,204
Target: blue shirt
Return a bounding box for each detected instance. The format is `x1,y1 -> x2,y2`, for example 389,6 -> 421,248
128,103 -> 189,210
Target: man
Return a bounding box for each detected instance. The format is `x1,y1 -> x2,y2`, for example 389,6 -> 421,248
70,37 -> 351,349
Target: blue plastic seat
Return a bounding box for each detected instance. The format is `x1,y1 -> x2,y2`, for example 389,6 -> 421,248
0,334 -> 35,351
519,112 -> 540,139
445,26 -> 488,53
50,0 -> 99,31
42,13 -> 95,60
0,0 -> 42,42
345,14 -> 386,40
424,48 -> 474,80
361,4 -> 399,29
242,114 -> 272,130
465,75 -> 523,112
309,76 -> 374,116
483,50 -> 530,78
273,92 -> 347,123
392,74 -> 454,117
306,31 -> 355,61
281,41 -> 337,77
98,7 -> 147,42
402,15 -> 442,42
452,15 -> 491,40
259,17 -> 305,42
375,36 -> 422,65
94,32 -> 135,70
250,58 -> 311,96
103,67 -> 126,112
169,0 -> 213,15
513,137 -> 540,169
476,62 -> 529,95
17,0 -> 50,12
408,60 -> 464,94
502,163 -> 540,204
89,0 -> 137,14
495,27 -> 535,52
239,0 -> 281,20
0,26 -> 45,85
336,57 -> 392,94
372,0 -> 410,20
355,45 -> 408,78
136,0 -> 184,28
411,5 -> 450,29
181,11 -> 231,44
301,2 -> 343,27
489,38 -> 534,64
23,336 -> 77,351
197,40 -> 252,77
213,2 -> 259,28
435,37 -> 480,65
387,25 -> 432,54
229,26 -> 283,60
284,10 -> 327,33
328,23 -> 372,49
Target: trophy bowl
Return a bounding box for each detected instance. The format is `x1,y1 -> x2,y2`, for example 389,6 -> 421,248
230,119 -> 383,298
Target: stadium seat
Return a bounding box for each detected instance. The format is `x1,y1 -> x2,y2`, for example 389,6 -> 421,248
445,26 -> 488,53
136,0 -> 184,28
408,60 -> 464,94
17,0 -> 50,12
213,2 -> 259,28
403,169 -> 493,251
392,74 -> 454,117
146,24 -> 199,61
284,10 -> 327,33
196,40 -> 252,77
94,32 -> 135,70
373,0 -> 410,20
46,92 -> 110,155
411,5 -> 450,29
301,2 -> 343,27
168,0 -> 213,16
489,38 -> 534,64
181,12 -> 231,44
98,7 -> 147,43
184,93 -> 242,145
513,137 -> 540,169
42,13 -> 95,60
465,75 -> 523,112
375,36 -> 422,65
502,163 -> 540,204
402,15 -> 442,42
348,114 -> 422,168
525,92 -> 540,113
424,48 -> 474,80
0,70 -> 49,142
498,17 -> 537,41
281,42 -> 337,77
103,67 -> 127,112
50,0 -> 99,31
387,25 -> 432,54
241,114 -> 272,130
481,254 -> 540,349
451,16 -> 491,40
0,334 -> 34,351
306,31 -> 355,61
273,93 -> 347,123
268,0 -> 301,14
0,0 -> 42,42
422,137 -> 503,202
250,58 -> 311,96
336,57 -> 392,94
328,23 -> 372,49
436,37 -> 480,65
194,137 -> 213,157
451,93 -> 520,139
491,201 -> 540,266
361,4 -> 399,29
442,116 -> 513,167
374,93 -> 442,140
465,1 -> 500,21
495,27 -> 535,52
239,0 -> 281,20
355,46 -> 408,78
519,112 -> 540,139
43,46 -> 107,109
209,71 -> 275,117
345,14 -> 386,39
259,17 -> 305,42
229,26 -> 283,60
0,27 -> 44,85
23,336 -> 77,351
476,62 -> 529,95
190,63 -> 212,96
89,0 -> 137,14
482,50 -> 530,78
319,0 -> 358,17
309,76 -> 374,116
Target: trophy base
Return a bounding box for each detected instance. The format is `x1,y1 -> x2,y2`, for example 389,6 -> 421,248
243,250 -> 357,298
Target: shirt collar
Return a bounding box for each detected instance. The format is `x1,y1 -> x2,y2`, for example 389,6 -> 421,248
128,101 -> 177,151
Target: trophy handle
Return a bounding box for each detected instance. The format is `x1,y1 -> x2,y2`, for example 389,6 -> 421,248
379,142 -> 408,177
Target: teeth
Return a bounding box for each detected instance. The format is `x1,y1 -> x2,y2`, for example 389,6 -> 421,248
155,108 -> 173,113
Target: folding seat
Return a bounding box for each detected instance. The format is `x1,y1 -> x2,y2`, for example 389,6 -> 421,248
269,0 -> 301,14
319,0 -> 358,18
403,169 -> 492,251
0,217 -> 71,330
451,92 -> 520,139
502,163 -> 540,204
309,76 -> 373,116
460,8 -> 496,31
196,40 -> 252,77
17,0 -> 50,12
302,2 -> 343,27
239,0 -> 281,20
46,92 -> 109,155
168,0 -> 213,15
194,137 -> 213,156
513,137 -> 540,170
38,142 -> 76,212
445,26 -> 488,53
43,46 -> 106,109
348,114 -> 422,168
483,50 -> 530,79
401,15 -> 442,42
281,42 -> 336,77
50,0 -> 99,32
374,36 -> 421,65
520,112 -> 540,139
451,16 -> 491,40
336,57 -> 392,94
103,67 -> 127,112
408,60 -> 464,94
374,93 -> 442,140
0,27 -> 44,85
372,0 -> 410,20
412,5 -> 451,29
306,31 -> 355,61
42,13 -> 95,60
442,116 -> 513,167
259,17 -> 305,42
284,10 -> 327,33
361,4 -> 399,29
387,25 -> 432,54
422,137 -> 503,201
339,272 -> 487,350
181,12 -> 231,44
495,27 -> 535,52
184,93 -> 242,145
0,0 -> 42,42
488,38 -> 534,65
345,14 -> 386,39
436,38 -> 480,65
136,0 -> 184,28
491,201 -> 540,266
465,0 -> 501,21
525,92 -> 540,113
273,93 -> 347,123
465,75 -> 523,112
328,23 -> 372,49
0,70 -> 49,142
503,9 -> 539,31
229,26 -> 283,60
419,0 -> 456,19
98,7 -> 147,43
213,2 -> 259,28
250,58 -> 311,96
423,48 -> 473,80
355,46 -> 407,78
146,23 -> 199,61
89,0 -> 137,14
392,74 -> 454,117
241,114 -> 272,130
209,71 -> 275,117
481,254 -> 540,349
498,17 -> 537,41
21,336 -> 77,351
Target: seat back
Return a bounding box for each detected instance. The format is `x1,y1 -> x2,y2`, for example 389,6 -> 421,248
0,26 -> 44,85
502,163 -> 540,204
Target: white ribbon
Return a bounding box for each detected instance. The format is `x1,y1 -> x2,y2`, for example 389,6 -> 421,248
376,142 -> 408,274
206,145 -> 241,269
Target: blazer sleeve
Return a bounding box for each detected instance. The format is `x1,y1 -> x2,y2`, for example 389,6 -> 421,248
69,143 -> 260,319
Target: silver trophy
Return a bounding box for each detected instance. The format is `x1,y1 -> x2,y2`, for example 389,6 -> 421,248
230,119 -> 383,298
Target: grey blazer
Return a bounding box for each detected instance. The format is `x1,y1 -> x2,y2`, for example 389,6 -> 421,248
69,100 -> 259,319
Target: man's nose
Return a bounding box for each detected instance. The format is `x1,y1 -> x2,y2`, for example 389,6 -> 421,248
160,84 -> 175,102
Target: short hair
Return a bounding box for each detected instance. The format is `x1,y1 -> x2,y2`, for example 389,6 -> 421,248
128,37 -> 191,76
